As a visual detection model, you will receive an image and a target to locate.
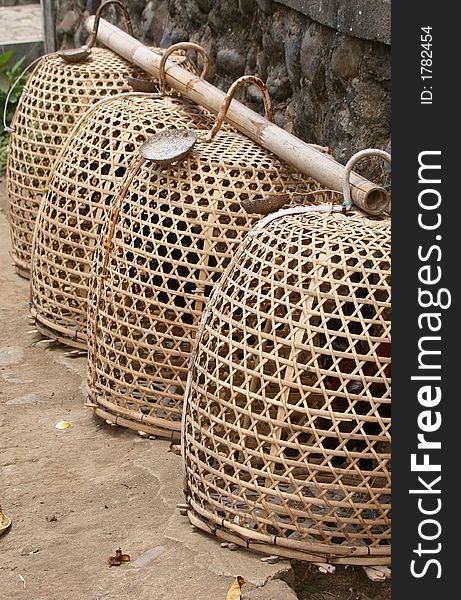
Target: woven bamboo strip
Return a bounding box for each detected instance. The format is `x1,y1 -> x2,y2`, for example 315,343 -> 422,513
30,79 -> 209,349
182,208 -> 391,563
6,45 -> 196,278
87,77 -> 342,437
83,16 -> 390,215
188,501 -> 391,558
93,406 -> 180,440
6,49 -> 146,277
186,511 -> 391,565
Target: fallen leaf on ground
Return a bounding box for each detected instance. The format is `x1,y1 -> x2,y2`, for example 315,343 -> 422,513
0,504 -> 11,536
227,576 -> 245,600
108,547 -> 131,567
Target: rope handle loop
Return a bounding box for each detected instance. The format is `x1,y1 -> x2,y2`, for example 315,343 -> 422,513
158,42 -> 210,96
343,149 -> 391,211
205,75 -> 274,142
87,0 -> 135,50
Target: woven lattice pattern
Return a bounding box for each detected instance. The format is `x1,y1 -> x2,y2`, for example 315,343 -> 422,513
30,94 -> 211,347
87,135 -> 340,438
182,210 -> 391,564
7,48 -> 196,277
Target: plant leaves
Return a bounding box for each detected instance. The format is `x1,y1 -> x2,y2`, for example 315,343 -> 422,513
10,56 -> 26,76
0,74 -> 10,94
0,50 -> 14,70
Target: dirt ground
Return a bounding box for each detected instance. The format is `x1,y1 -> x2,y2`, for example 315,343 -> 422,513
0,178 -> 391,600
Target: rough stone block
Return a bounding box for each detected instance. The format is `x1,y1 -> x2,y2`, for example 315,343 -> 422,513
331,37 -> 362,81
216,49 -> 246,76
256,0 -> 276,15
56,9 -> 78,36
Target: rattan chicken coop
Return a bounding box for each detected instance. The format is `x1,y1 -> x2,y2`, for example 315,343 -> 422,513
181,150 -> 391,565
86,75 -> 340,439
5,0 -> 196,278
30,44 -> 209,348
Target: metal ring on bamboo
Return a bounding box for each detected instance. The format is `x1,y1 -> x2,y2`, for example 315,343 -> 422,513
136,43 -> 211,164
205,74 -> 274,142
57,0 -> 135,63
342,148 -> 392,213
139,75 -> 272,163
158,42 -> 210,96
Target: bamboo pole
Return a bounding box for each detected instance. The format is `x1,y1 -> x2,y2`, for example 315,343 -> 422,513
84,16 -> 390,215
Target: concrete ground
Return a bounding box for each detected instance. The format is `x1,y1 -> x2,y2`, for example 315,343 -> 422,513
0,3 -> 44,63
0,4 -> 43,45
0,177 -> 298,599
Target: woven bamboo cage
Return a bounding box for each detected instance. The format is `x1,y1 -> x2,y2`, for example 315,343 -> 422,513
29,44 -> 209,348
181,150 -> 391,565
5,1 -> 197,279
86,75 -> 341,440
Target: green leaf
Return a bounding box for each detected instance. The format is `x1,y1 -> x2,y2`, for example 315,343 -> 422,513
0,73 -> 10,94
9,90 -> 21,104
0,50 -> 14,70
9,56 -> 27,77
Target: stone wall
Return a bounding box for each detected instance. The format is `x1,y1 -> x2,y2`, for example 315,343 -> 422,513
55,0 -> 391,163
